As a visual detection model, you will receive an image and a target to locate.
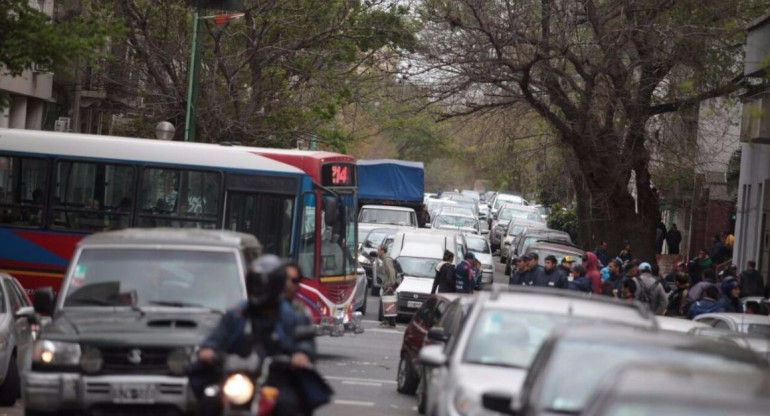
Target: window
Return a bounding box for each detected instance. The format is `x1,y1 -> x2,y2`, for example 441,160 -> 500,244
0,156 -> 48,227
3,280 -> 21,313
138,168 -> 220,228
298,193 -> 316,277
52,160 -> 135,231
226,193 -> 293,257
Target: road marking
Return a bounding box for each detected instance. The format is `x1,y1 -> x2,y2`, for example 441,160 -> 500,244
342,380 -> 382,387
334,399 -> 375,407
325,375 -> 397,385
365,328 -> 404,335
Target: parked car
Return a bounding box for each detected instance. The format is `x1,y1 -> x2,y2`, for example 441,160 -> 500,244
464,234 -> 494,287
510,241 -> 585,277
511,228 -> 573,259
357,204 -> 417,238
442,195 -> 479,218
0,272 -> 35,406
688,327 -> 770,362
358,227 -> 397,288
480,325 -> 768,416
431,211 -> 480,234
419,287 -> 658,416
501,219 -> 547,264
397,294 -> 462,396
693,313 -> 770,337
22,229 -> 258,416
580,364 -> 770,416
489,193 -> 528,222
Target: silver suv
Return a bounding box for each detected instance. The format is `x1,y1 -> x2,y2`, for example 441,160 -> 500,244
23,229 -> 259,415
419,287 -> 657,416
0,272 -> 35,406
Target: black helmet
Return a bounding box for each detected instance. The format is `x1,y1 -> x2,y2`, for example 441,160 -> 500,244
245,254 -> 286,308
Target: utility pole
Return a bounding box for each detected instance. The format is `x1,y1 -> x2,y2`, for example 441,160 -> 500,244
184,12 -> 203,142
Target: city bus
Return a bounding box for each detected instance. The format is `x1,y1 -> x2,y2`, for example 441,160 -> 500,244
0,129 -> 358,329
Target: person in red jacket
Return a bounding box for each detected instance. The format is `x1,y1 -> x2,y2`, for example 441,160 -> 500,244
583,252 -> 603,294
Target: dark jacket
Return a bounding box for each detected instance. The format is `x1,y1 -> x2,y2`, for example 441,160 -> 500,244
666,230 -> 682,254
509,269 -> 526,286
594,248 -> 609,267
709,240 -> 727,265
523,265 -> 544,286
455,260 -> 474,293
432,261 -> 456,294
607,272 -> 625,292
667,287 -> 689,317
687,298 -> 725,320
741,269 -> 766,297
535,267 -> 568,289
568,276 -> 592,293
718,295 -> 744,314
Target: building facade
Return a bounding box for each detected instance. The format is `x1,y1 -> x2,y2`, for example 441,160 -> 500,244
0,0 -> 55,131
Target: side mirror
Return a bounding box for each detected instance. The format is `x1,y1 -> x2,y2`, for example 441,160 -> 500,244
16,306 -> 37,323
482,392 -> 517,415
33,287 -> 55,316
427,327 -> 448,342
419,344 -> 448,367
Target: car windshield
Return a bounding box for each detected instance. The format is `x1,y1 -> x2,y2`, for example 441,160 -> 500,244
508,225 -> 527,236
466,237 -> 490,254
463,310 -> 576,369
537,340 -> 761,414
529,249 -> 583,265
435,215 -> 477,229
396,256 -> 440,278
359,208 -> 414,226
364,229 -> 392,249
522,235 -> 569,252
494,196 -> 522,209
64,248 -> 243,312
499,208 -> 540,222
600,401 -> 763,416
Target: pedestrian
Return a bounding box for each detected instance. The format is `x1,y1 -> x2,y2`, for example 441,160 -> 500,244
583,252 -> 603,294
709,234 -> 727,265
559,256 -> 575,280
687,286 -> 725,319
567,264 -> 592,293
635,262 -> 668,315
688,249 -> 712,285
718,279 -> 743,313
524,252 -> 544,286
606,259 -> 625,293
509,256 -> 529,286
621,279 -> 637,302
722,231 -> 735,258
455,252 -> 476,293
740,260 -> 765,297
618,240 -> 633,263
664,262 -> 688,293
745,301 -> 762,315
666,273 -> 691,317
472,258 -> 484,290
535,255 -> 568,289
601,281 -> 615,297
666,223 -> 682,255
431,250 -> 456,294
687,268 -> 719,304
594,241 -> 610,267
378,245 -> 397,328
624,259 -> 640,280
655,218 -> 667,255
417,204 -> 431,228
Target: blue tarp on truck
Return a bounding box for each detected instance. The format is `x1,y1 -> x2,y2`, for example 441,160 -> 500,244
357,159 -> 424,206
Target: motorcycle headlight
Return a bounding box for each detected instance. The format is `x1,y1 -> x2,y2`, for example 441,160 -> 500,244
223,373 -> 255,405
80,347 -> 103,374
357,254 -> 371,265
167,348 -> 190,376
33,340 -> 81,366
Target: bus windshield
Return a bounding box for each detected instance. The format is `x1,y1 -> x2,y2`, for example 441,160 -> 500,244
299,192 -> 357,278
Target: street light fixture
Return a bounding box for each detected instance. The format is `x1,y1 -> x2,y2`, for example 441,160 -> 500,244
155,121 -> 176,140
184,11 -> 245,142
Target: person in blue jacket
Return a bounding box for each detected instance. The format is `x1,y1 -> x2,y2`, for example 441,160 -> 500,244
567,264 -> 592,293
718,279 -> 744,313
688,285 -> 725,319
455,252 -> 476,293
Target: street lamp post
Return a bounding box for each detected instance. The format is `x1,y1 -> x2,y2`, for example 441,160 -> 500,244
183,11 -> 245,142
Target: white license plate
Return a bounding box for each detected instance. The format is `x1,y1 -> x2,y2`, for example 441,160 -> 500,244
111,384 -> 155,404
407,301 -> 423,308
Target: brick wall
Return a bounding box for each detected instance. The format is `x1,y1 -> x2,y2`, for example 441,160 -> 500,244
688,190 -> 734,258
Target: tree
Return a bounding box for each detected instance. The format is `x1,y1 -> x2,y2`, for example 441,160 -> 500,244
414,0 -> 768,258
107,0 -> 415,146
0,0 -> 113,108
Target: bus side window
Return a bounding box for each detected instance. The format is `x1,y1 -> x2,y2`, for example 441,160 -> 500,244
0,155 -> 48,228
51,160 -> 135,231
137,167 -> 221,229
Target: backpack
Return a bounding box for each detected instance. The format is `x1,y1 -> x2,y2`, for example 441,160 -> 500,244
635,277 -> 661,310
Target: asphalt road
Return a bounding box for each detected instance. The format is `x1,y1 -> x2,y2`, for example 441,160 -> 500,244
1,259 -> 507,416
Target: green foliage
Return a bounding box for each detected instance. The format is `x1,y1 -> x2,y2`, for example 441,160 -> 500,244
547,204 -> 579,244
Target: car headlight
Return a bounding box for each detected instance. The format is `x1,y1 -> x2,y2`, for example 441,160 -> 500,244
453,388 -> 479,416
33,340 -> 81,366
223,373 -> 255,405
357,254 -> 371,265
80,347 -> 103,374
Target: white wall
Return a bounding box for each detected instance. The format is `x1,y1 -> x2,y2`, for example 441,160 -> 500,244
734,141 -> 770,271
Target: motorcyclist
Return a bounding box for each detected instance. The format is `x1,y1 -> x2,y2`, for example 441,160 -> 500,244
191,255 -> 319,416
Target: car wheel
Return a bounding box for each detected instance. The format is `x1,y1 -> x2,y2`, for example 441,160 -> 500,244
0,355 -> 19,406
371,285 -> 381,297
357,291 -> 367,315
417,371 -> 428,414
396,356 -> 418,394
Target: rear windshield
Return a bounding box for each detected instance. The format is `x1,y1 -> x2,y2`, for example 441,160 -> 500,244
435,215 -> 478,229
466,237 -> 490,254
359,209 -> 415,226
65,248 -> 243,312
396,256 -> 440,278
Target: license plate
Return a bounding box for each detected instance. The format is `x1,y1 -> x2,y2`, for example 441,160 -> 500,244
407,301 -> 423,309
111,384 -> 155,404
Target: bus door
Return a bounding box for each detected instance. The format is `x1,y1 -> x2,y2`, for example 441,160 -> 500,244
225,192 -> 294,257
